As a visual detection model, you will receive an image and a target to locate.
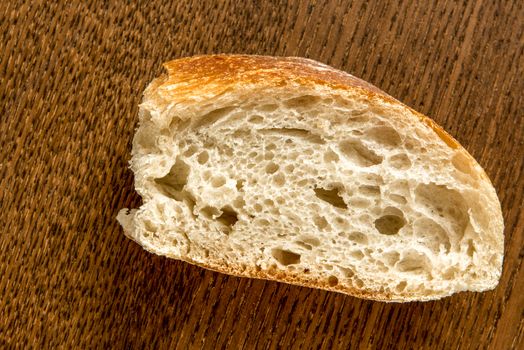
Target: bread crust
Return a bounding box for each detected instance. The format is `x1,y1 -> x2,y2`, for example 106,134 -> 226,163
173,255 -> 436,302
128,54 -> 503,302
158,55 -> 457,145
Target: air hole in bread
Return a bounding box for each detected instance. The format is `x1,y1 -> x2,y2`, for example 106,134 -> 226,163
284,95 -> 321,108
338,266 -> 355,278
232,197 -> 245,209
395,281 -> 407,292
348,109 -> 368,118
383,251 -> 400,266
236,179 -> 244,191
388,154 -> 411,169
219,145 -> 234,157
202,171 -> 211,181
183,145 -> 199,157
156,157 -> 189,192
257,218 -> 270,226
264,199 -> 274,206
197,151 -> 209,164
364,173 -> 385,185
201,206 -> 220,219
295,241 -> 313,250
289,152 -> 300,160
193,106 -> 236,129
176,117 -> 191,132
266,143 -> 277,151
414,183 -> 468,239
328,275 -> 339,286
323,264 -> 334,270
271,248 -> 301,266
231,129 -> 251,139
217,206 -> 239,232
365,126 -> 402,147
347,197 -> 371,208
383,206 -> 404,216
350,250 -> 364,260
264,151 -> 275,160
376,260 -> 389,272
396,251 -> 429,273
257,103 -> 278,112
338,140 -> 383,166
183,192 -> 197,216
248,115 -> 264,124
442,268 -> 456,280
314,186 -> 347,209
273,173 -> 286,187
467,239 -> 476,257
143,220 -> 156,233
328,95 -> 354,109
211,175 -> 226,187
390,194 -> 407,204
374,214 -> 405,235
413,218 -> 451,253
260,128 -> 325,144
297,179 -> 308,187
354,278 -> 364,288
359,185 -> 381,196
305,149 -> 315,156
265,162 -> 279,174
134,123 -> 155,150
342,231 -> 368,245
323,150 -> 340,162
300,236 -> 321,247
284,164 -> 295,173
154,157 -> 191,200
404,138 -> 418,151
313,215 -> 329,230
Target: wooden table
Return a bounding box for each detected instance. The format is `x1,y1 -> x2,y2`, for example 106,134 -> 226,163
1,1 -> 523,348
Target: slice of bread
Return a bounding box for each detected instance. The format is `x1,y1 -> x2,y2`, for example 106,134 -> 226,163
117,55 -> 504,302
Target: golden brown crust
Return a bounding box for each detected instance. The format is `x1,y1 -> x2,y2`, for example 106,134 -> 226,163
174,255 -> 430,302
158,54 -> 458,150
161,54 -> 386,95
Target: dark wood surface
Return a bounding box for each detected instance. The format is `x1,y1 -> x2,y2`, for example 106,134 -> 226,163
1,1 -> 523,348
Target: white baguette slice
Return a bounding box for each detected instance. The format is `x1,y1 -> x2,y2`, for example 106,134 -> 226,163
117,55 -> 504,302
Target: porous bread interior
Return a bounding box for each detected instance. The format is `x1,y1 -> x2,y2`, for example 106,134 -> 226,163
118,87 -> 503,301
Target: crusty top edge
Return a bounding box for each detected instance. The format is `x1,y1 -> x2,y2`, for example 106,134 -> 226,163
162,54 -> 386,95
157,54 -> 462,150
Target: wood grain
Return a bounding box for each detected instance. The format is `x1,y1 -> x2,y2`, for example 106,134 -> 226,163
1,0 -> 522,348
